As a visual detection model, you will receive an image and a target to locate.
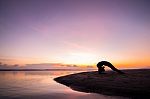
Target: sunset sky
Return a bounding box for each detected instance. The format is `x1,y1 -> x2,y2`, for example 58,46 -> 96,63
0,0 -> 150,68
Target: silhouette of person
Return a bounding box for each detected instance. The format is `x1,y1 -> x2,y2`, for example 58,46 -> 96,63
97,61 -> 125,74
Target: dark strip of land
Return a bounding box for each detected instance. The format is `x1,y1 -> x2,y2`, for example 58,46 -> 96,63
54,69 -> 150,98
0,69 -> 89,71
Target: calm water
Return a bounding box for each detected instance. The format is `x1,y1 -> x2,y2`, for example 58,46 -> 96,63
0,71 -> 127,99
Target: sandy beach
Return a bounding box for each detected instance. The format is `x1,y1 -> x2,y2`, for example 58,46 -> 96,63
54,69 -> 150,98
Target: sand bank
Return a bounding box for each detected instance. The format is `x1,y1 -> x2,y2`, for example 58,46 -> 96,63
54,69 -> 150,98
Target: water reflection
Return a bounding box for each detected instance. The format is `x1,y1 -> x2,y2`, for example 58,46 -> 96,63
0,71 -> 127,99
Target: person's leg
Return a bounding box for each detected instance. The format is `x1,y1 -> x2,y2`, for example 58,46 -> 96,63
109,64 -> 125,74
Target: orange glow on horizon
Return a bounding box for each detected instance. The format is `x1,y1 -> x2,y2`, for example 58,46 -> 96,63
1,57 -> 149,69
0,52 -> 150,69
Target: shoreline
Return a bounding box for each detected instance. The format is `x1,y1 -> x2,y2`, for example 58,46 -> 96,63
54,69 -> 150,98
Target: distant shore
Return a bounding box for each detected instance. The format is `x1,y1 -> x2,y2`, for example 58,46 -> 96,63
0,69 -> 92,71
54,69 -> 150,98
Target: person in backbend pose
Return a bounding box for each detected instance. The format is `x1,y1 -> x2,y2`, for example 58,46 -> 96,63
97,61 -> 125,74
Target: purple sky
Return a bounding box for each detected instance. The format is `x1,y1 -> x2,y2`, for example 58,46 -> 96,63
0,0 -> 150,67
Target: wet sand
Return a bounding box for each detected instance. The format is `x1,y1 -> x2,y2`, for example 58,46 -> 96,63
54,69 -> 150,98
